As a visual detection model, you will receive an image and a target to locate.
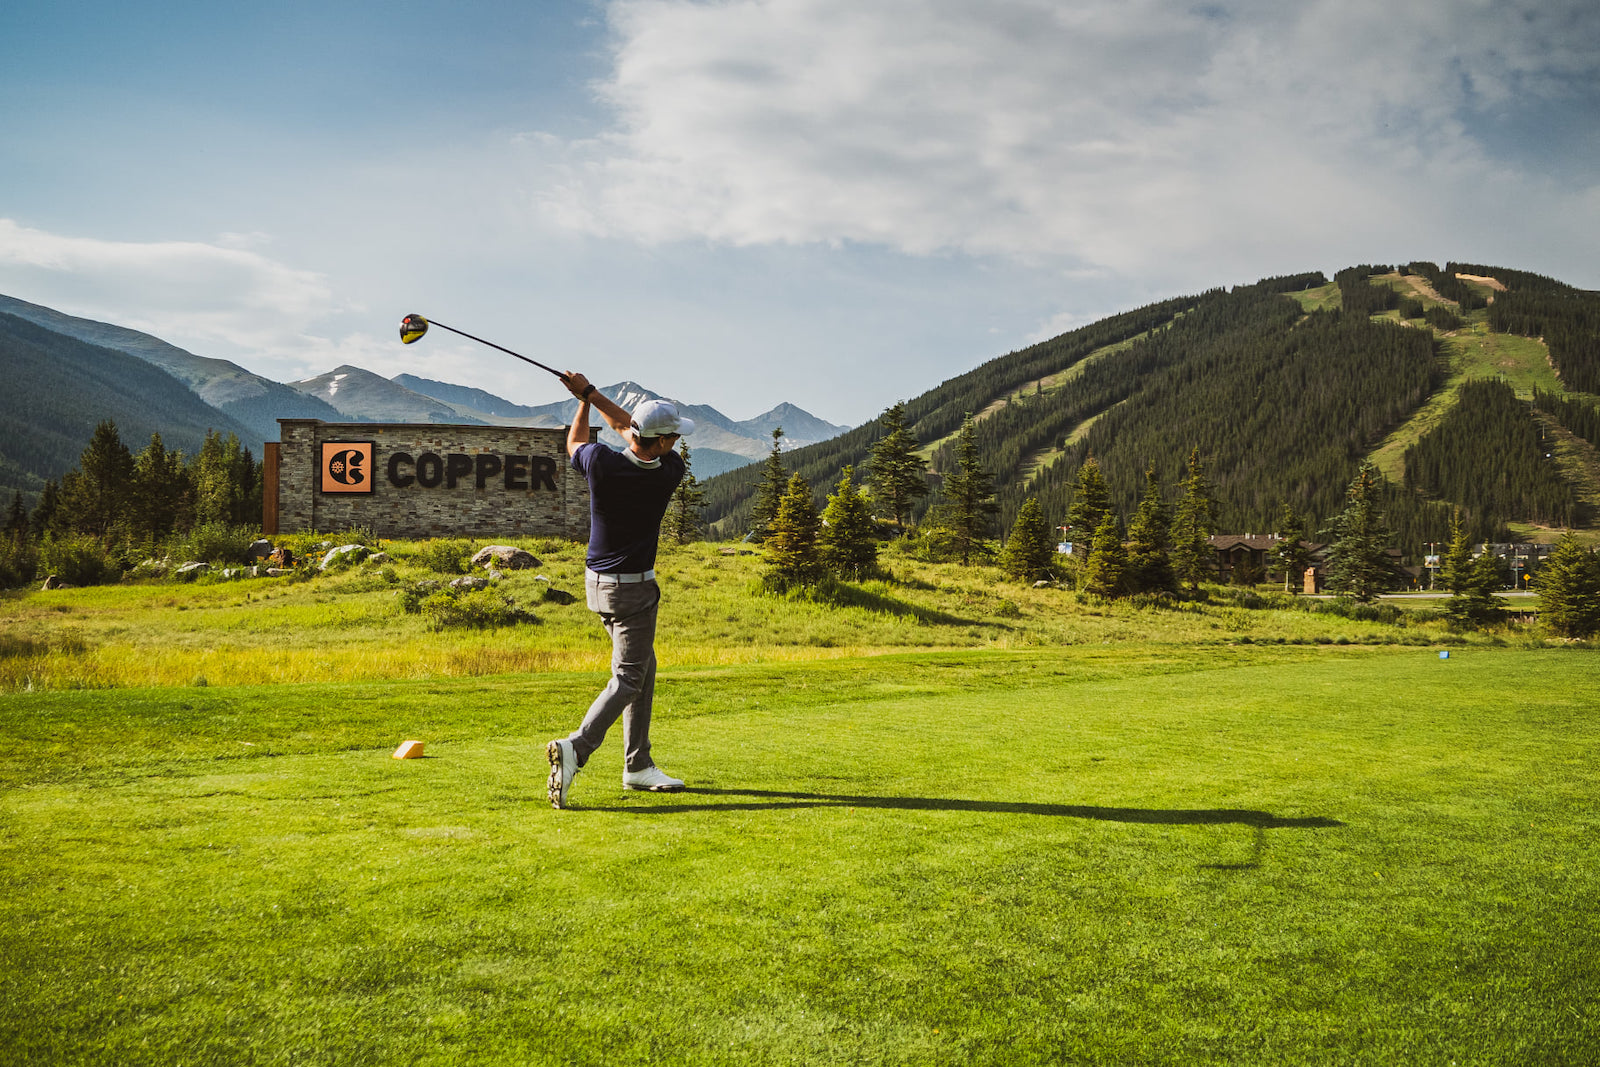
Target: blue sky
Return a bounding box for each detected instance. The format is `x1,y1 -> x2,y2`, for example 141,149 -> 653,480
2,0 -> 1597,427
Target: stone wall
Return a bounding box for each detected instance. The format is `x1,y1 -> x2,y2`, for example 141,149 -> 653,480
275,420 -> 593,539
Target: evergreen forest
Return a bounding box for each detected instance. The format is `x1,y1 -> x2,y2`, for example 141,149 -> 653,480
701,263 -> 1600,556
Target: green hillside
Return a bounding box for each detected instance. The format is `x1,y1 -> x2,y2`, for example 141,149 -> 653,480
0,312 -> 260,507
702,264 -> 1600,552
0,292 -> 344,450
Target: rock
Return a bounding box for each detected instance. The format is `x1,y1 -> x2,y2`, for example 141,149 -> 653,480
320,544 -> 369,570
449,575 -> 490,591
542,588 -> 577,606
368,552 -> 390,564
41,575 -> 60,590
247,539 -> 274,560
471,545 -> 539,570
176,561 -> 210,577
265,568 -> 293,577
488,570 -> 505,581
1033,580 -> 1054,588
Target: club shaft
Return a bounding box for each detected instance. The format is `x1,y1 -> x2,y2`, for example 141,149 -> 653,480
426,319 -> 566,379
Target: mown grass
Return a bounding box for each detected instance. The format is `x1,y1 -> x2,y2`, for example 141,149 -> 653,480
1,644 -> 1595,1065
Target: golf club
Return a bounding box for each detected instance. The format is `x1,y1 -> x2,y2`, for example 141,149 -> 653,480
399,314 -> 567,381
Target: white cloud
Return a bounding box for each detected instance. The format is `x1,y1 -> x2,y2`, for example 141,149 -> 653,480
0,217 -> 335,345
536,0 -> 1600,280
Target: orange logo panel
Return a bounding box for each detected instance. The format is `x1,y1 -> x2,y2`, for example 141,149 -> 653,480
321,442 -> 375,493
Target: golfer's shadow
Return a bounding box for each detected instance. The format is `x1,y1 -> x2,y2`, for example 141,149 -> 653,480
591,787 -> 1343,831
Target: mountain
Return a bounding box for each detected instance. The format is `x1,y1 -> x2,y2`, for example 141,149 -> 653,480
394,377 -> 850,479
733,402 -> 845,444
0,289 -> 849,498
392,374 -> 542,419
0,312 -> 262,503
0,293 -> 344,449
700,264 -> 1600,549
287,366 -> 486,424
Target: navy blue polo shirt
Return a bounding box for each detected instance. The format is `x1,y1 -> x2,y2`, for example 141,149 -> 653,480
571,442 -> 685,574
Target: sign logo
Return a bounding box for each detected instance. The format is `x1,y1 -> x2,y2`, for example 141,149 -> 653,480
321,442 -> 375,494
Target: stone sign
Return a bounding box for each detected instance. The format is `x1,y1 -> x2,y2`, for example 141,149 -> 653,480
269,419 -> 593,540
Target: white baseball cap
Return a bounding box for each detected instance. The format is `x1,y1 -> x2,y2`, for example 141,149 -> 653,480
631,398 -> 695,438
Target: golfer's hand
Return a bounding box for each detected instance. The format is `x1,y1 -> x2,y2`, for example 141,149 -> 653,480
564,372 -> 594,400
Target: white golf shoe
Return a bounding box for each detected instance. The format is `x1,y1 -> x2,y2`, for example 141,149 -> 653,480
547,739 -> 579,809
622,765 -> 685,792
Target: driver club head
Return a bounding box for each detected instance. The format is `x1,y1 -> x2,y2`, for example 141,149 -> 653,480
399,314 -> 429,344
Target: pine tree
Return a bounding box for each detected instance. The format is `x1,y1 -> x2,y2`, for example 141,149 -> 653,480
4,492 -> 27,542
1535,532 -> 1600,638
1440,511 -> 1475,597
999,497 -> 1054,583
1125,466 -> 1176,595
1271,502 -> 1311,593
746,427 -> 787,542
1441,511 -> 1504,627
1066,456 -> 1112,554
1324,462 -> 1394,602
865,402 -> 929,534
1169,449 -> 1219,591
56,420 -> 134,539
817,465 -> 879,581
764,473 -> 822,588
661,443 -> 707,544
31,481 -> 60,539
129,433 -> 190,543
936,413 -> 998,565
1081,511 -> 1128,598
191,431 -> 258,527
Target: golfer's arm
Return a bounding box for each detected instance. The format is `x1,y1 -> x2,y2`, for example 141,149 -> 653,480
587,390 -> 633,436
567,401 -> 591,457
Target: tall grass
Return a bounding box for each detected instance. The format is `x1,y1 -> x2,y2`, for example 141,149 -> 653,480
0,539 -> 1561,691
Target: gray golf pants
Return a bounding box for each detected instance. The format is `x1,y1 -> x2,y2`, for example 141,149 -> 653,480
567,575 -> 660,773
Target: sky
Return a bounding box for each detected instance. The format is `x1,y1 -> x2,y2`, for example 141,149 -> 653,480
1,0 -> 1597,428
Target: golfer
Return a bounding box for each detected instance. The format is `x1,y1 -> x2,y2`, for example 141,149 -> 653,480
546,372 -> 692,808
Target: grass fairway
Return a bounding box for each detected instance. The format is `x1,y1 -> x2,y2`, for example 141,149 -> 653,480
3,644 -> 1597,1065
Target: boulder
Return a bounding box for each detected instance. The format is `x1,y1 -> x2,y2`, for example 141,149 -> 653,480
247,539 -> 274,560
449,575 -> 490,591
320,544 -> 369,570
471,545 -> 539,571
176,561 -> 210,577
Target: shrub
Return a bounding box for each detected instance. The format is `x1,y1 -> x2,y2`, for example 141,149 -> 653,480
175,523 -> 260,565
421,588 -> 533,631
37,535 -> 122,586
398,581 -> 444,613
1309,597 -> 1403,625
418,539 -> 472,574
0,539 -> 38,588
